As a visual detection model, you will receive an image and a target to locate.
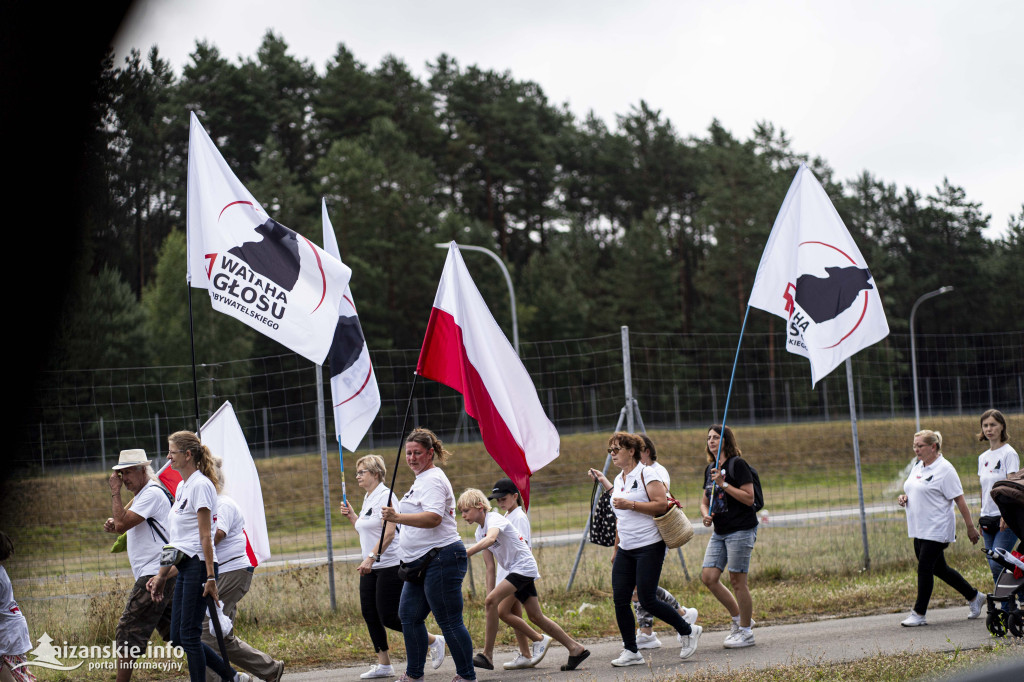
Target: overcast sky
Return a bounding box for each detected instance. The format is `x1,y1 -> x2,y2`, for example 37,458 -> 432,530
113,0 -> 1023,237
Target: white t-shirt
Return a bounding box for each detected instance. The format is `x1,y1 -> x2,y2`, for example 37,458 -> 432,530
169,471 -> 219,561
646,460 -> 671,491
978,443 -> 1020,517
126,481 -> 172,579
396,467 -> 460,562
904,454 -> 964,543
354,482 -> 401,569
612,464 -> 667,550
476,512 -> 538,579
215,495 -> 253,574
0,565 -> 31,656
495,507 -> 531,583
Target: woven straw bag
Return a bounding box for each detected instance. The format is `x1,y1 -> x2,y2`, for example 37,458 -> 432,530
640,468 -> 694,548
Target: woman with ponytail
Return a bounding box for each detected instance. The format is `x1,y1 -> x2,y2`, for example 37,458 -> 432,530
146,431 -> 249,682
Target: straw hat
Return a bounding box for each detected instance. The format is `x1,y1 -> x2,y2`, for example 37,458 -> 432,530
112,449 -> 151,470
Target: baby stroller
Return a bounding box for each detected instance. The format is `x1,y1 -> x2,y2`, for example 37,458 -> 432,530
981,547 -> 1024,637
984,471 -> 1024,637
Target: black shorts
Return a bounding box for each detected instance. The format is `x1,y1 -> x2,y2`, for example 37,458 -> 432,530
504,572 -> 538,604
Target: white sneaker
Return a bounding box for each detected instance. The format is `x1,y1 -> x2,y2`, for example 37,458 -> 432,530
728,617 -> 756,636
359,663 -> 394,679
232,675 -> 251,682
610,649 -> 646,667
502,654 -> 531,670
529,634 -> 552,665
678,624 -> 702,659
427,634 -> 446,670
968,591 -> 986,619
682,607 -> 698,625
901,610 -> 927,627
723,628 -> 755,648
635,630 -> 661,649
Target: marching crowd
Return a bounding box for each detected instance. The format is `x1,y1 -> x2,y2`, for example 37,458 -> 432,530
0,410 -> 1019,682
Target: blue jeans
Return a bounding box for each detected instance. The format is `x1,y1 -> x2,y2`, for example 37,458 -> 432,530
612,540 -> 690,652
170,555 -> 235,682
982,526 -> 1019,609
399,541 -> 475,680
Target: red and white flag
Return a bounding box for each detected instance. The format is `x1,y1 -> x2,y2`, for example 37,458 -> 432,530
186,112 -> 352,365
417,242 -> 559,509
157,401 -> 270,566
748,164 -> 889,386
322,199 -> 380,451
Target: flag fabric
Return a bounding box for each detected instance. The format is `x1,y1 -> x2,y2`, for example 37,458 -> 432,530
322,199 -> 380,451
416,242 -> 559,509
155,402 -> 270,566
748,164 -> 889,386
186,112 -> 352,365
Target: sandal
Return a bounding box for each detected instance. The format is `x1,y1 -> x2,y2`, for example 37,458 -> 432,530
472,653 -> 494,670
561,648 -> 591,671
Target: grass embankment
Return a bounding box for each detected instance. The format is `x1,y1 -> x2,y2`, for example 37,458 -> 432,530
3,414 -> 1020,680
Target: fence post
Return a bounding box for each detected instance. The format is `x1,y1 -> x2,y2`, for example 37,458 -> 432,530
711,385 -> 718,425
39,423 -> 44,473
590,387 -> 599,432
621,326 -> 634,432
412,398 -> 419,431
314,364 -> 337,611
262,407 -> 269,459
956,376 -> 962,415
784,382 -> 792,423
154,413 -> 160,459
926,377 -> 932,416
747,383 -> 755,425
822,380 -> 829,421
100,416 -> 106,470
889,379 -> 895,419
989,376 -> 994,408
547,388 -> 555,422
1019,375 -> 1023,412
673,385 -> 681,428
857,379 -> 863,420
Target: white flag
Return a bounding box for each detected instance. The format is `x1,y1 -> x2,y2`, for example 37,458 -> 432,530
748,164 -> 889,386
186,112 -> 352,365
322,199 -> 380,451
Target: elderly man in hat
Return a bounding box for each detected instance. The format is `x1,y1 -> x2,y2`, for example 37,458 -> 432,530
103,449 -> 176,682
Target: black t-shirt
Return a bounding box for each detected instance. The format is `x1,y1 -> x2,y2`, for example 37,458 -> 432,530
702,456 -> 758,535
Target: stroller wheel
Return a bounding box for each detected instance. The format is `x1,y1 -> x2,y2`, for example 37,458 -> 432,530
987,610 -> 1009,637
1008,611 -> 1024,638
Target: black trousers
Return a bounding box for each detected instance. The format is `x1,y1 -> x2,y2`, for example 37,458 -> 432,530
359,565 -> 403,652
913,538 -> 977,615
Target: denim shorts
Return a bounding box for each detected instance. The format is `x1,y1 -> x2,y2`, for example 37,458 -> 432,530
702,527 -> 757,573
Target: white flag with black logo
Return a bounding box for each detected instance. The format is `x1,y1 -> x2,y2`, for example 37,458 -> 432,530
186,112 -> 352,364
322,199 -> 380,451
748,164 -> 889,386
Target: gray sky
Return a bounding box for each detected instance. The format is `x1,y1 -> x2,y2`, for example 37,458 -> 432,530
114,0 -> 1023,237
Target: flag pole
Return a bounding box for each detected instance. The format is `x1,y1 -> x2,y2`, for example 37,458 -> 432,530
337,436 -> 347,506
378,373 -> 419,559
186,282 -> 202,437
712,305 -> 752,490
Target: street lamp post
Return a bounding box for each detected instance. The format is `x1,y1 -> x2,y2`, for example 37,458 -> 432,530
435,243 -> 519,355
910,286 -> 953,431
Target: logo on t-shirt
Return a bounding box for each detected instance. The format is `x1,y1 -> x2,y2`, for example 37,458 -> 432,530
174,498 -> 188,514
364,508 -> 373,516
630,480 -> 638,490
994,461 -> 1002,471
924,475 -> 933,482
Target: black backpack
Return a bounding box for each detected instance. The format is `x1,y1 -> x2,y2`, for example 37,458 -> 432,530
726,457 -> 764,513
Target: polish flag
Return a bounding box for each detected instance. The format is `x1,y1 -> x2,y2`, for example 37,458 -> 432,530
416,243 -> 559,509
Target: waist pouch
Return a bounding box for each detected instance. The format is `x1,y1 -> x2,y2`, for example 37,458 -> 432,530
397,547 -> 441,585
160,544 -> 187,567
978,515 -> 1002,535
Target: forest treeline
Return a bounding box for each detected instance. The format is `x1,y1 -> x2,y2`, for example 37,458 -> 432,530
61,31 -> 1024,371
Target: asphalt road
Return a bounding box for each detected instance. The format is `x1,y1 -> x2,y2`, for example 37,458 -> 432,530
280,605 -> 1023,681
